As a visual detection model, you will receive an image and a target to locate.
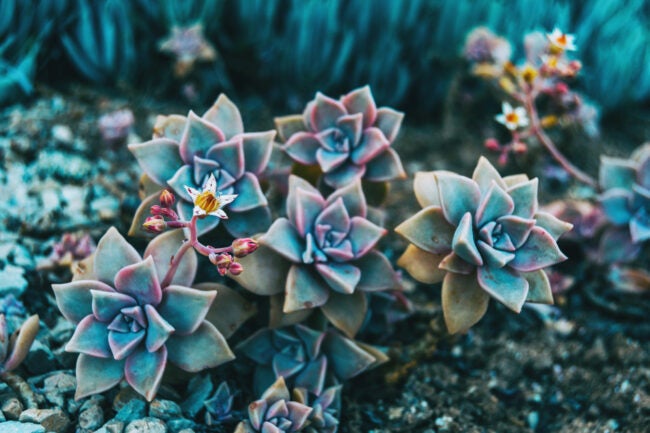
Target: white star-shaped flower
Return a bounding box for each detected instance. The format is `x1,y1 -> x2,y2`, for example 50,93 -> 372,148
495,102 -> 529,131
184,174 -> 237,219
547,28 -> 576,51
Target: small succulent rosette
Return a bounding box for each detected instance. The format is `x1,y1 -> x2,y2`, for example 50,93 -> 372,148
52,228 -> 236,401
233,175 -> 400,337
598,144 -> 650,262
0,314 -> 39,374
396,157 -> 572,333
237,325 -> 387,396
129,94 -> 275,237
275,86 -> 406,189
235,377 -> 312,433
293,385 -> 342,433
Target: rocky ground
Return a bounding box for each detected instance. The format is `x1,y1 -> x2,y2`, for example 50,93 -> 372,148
0,87 -> 649,433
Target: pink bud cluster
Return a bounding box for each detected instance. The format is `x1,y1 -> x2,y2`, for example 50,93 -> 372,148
143,190 -> 180,233
208,238 -> 258,276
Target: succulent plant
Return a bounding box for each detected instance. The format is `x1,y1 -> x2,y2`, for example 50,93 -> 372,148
233,175 -> 400,337
396,157 -> 572,333
98,109 -> 134,146
158,23 -> 217,77
235,376 -> 312,433
204,380 -> 236,425
598,144 -> 650,262
39,232 -> 96,270
129,94 -> 275,237
276,86 -> 406,189
237,324 -> 387,396
52,227 -> 235,400
0,314 -> 39,375
293,385 -> 341,433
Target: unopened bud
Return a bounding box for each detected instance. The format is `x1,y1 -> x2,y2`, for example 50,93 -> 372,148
512,142 -> 528,154
210,253 -> 232,276
150,205 -> 179,221
229,262 -> 244,276
498,77 -> 516,94
160,190 -> 175,208
484,138 -> 500,152
232,238 -> 258,258
143,216 -> 166,233
521,65 -> 538,84
555,82 -> 569,95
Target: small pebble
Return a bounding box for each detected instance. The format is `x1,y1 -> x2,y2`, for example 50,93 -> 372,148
125,417 -> 167,433
19,408 -> 71,433
2,396 -> 24,420
0,421 -> 46,433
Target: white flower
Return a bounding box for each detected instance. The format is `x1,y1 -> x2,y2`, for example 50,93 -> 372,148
184,174 -> 237,219
495,102 -> 529,131
547,28 -> 576,52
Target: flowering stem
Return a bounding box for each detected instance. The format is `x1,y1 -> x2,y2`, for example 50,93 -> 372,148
523,90 -> 598,189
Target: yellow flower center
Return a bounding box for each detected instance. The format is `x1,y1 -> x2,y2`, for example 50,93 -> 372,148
195,190 -> 221,214
506,113 -> 519,124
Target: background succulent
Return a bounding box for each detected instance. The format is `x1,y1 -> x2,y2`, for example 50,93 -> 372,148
598,144 -> 650,263
129,94 -> 275,237
204,380 -> 236,425
396,157 -> 573,333
52,227 -> 235,400
234,376 -> 312,433
293,385 -> 341,433
276,86 -> 405,189
237,324 -> 388,396
233,175 -> 400,337
0,314 -> 39,375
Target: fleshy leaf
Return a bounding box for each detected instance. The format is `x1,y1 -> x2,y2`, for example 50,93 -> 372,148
229,173 -> 268,212
166,322 -> 235,372
395,206 -> 455,254
599,189 -> 634,225
413,171 -> 442,208
167,165 -> 195,202
316,147 -> 348,173
363,148 -> 406,182
144,305 -> 174,352
452,212 -> 483,266
630,214 -> 650,243
283,132 -> 320,165
114,256 -> 162,306
284,265 -> 330,313
472,156 -> 506,194
315,262 -> 361,295
599,156 -> 636,190
323,164 -> 366,188
534,211 -> 573,241
354,249 -> 399,291
508,178 -> 539,219
199,283 -> 256,339
441,272 -> 490,334
153,114 -> 186,141
124,346 -> 167,401
439,252 -> 474,274
3,315 -> 39,372
524,270 -> 554,304
477,266 -> 529,312
179,111 -> 225,163
509,227 -> 568,272
66,316 -> 111,358
222,205 -> 272,237
94,227 -> 142,287
315,198 -> 350,234
242,131 -> 275,174
205,136 -> 245,181
91,290 -> 135,322
498,215 -> 536,248
341,86 -> 377,127
397,244 -> 447,284
321,332 -> 376,379
157,285 -> 215,335
53,280 -> 114,324
310,93 -> 347,131
128,192 -> 159,237
144,229 -> 197,288
375,107 -> 403,142
436,172 -> 481,225
261,218 -> 305,263
129,139 -> 185,186
350,127 -> 389,165
599,227 -> 641,263
275,114 -> 308,142
231,244 -> 288,296
108,329 -> 145,360
337,113 -> 363,145
321,291 -> 367,338
75,354 -> 125,400
326,179 -> 366,218
475,181 -> 515,227
202,94 -> 244,139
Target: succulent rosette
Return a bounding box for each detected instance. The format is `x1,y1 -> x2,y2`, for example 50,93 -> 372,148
52,228 -> 235,401
237,325 -> 387,396
235,377 -> 312,433
396,157 -> 572,333
0,314 -> 39,374
598,144 -> 650,262
234,176 -> 399,337
293,385 -> 342,433
275,86 -> 406,188
129,94 -> 275,237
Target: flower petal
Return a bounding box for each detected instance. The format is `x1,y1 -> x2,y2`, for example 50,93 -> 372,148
94,227 -> 142,287
114,256 -> 162,305
341,86 -> 377,127
363,148 -> 406,182
524,270 -> 554,304
323,164 -> 366,189
356,250 -> 399,290
436,172 -> 481,225
283,132 -> 320,165
275,114 -> 307,142
241,131 -> 275,174
179,111 -> 225,163
125,346 -> 167,401
351,127 -> 389,165
284,265 -> 331,313
321,291 -> 367,338
166,321 -> 235,372
397,244 -> 446,284
316,262 -> 361,294
441,272 -> 490,334
508,178 -> 539,219
66,316 -> 111,358
375,107 -> 403,142
310,92 -> 347,130
509,227 -> 568,272
144,229 -> 197,288
477,266 -> 528,312
53,280 -> 114,324
75,354 -> 125,400
261,218 -> 305,263
157,285 -> 216,335
347,217 -> 386,257
202,94 -> 243,139
395,206 -> 455,254
129,139 -> 184,186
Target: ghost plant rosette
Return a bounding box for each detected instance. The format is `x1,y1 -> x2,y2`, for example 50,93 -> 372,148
233,176 -> 399,337
396,157 -> 572,333
52,228 -> 234,400
276,86 -> 406,189
129,94 -> 275,237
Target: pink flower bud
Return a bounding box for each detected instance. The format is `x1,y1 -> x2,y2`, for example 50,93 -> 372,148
555,82 -> 569,94
231,238 -> 259,258
512,142 -> 528,154
229,262 -> 244,276
150,205 -> 164,215
143,216 -> 166,233
160,190 -> 175,208
484,138 -> 500,152
209,253 -> 232,276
